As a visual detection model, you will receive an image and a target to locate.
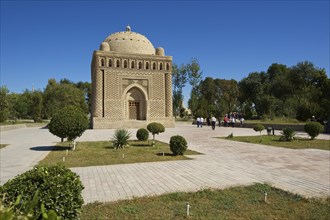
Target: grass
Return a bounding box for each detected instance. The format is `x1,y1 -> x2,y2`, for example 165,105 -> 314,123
244,118 -> 303,124
0,144 -> 8,149
222,135 -> 330,151
39,140 -> 201,168
80,183 -> 330,220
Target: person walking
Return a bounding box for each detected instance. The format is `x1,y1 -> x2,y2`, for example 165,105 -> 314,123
196,117 -> 201,128
211,116 -> 216,130
200,117 -> 204,128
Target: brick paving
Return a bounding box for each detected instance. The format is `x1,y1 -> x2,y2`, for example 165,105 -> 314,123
73,123 -> 330,203
1,123 -> 329,204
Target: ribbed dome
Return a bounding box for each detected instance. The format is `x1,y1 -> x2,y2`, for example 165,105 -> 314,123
104,27 -> 155,55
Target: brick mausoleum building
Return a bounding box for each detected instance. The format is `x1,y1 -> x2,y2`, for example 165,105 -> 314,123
91,26 -> 174,129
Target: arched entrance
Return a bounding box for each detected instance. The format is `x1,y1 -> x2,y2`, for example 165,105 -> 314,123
125,86 -> 147,120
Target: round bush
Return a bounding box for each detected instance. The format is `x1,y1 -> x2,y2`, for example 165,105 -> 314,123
304,122 -> 324,140
48,105 -> 89,141
147,122 -> 165,135
147,122 -> 165,145
0,165 -> 84,219
170,135 -> 188,156
136,128 -> 149,141
253,124 -> 265,134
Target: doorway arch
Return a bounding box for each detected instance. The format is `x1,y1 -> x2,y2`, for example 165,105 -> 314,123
123,84 -> 147,120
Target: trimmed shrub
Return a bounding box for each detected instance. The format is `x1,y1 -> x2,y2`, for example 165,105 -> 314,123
253,124 -> 265,135
279,128 -> 296,141
304,122 -> 324,140
170,135 -> 188,156
147,122 -> 165,145
0,191 -> 60,220
0,164 -> 84,219
48,105 -> 89,142
112,129 -> 131,149
136,128 -> 149,141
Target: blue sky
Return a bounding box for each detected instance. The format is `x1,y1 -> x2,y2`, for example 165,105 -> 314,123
1,0 -> 329,105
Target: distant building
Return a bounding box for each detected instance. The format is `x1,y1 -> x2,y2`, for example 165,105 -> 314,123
91,26 -> 174,128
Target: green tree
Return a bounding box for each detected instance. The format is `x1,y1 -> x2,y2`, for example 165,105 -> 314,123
43,79 -> 88,118
0,86 -> 10,123
147,122 -> 165,146
199,77 -> 216,117
319,78 -> 330,120
217,79 -> 239,116
187,58 -> 202,117
188,88 -> 199,118
238,72 -> 266,104
195,77 -> 240,119
76,81 -> 92,113
288,61 -> 328,120
187,58 -> 202,89
48,106 -> 89,143
12,90 -> 32,119
31,91 -> 43,122
172,63 -> 187,117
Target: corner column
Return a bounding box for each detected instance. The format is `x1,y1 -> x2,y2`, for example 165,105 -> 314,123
165,72 -> 173,117
92,69 -> 103,117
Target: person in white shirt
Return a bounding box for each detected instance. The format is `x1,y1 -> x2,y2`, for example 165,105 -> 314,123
211,116 -> 216,130
196,117 -> 201,128
200,117 -> 204,128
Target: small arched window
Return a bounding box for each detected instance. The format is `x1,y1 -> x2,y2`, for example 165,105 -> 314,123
101,58 -> 105,67
166,63 -> 170,70
138,62 -> 142,69
116,60 -> 120,68
146,62 -> 149,70
159,63 -> 163,70
131,61 -> 135,69
152,62 -> 156,70
124,60 -> 128,68
109,59 -> 112,67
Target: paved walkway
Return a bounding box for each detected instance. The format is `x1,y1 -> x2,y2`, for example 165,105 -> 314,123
0,127 -> 58,185
1,123 -> 329,204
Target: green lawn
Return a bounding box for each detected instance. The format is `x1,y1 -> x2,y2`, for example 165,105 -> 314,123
80,183 -> 330,220
0,120 -> 47,127
222,135 -> 330,151
39,140 -> 201,168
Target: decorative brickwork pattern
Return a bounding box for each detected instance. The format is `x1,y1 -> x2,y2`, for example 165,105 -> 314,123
93,69 -> 103,117
105,70 -> 120,99
152,74 -> 165,100
165,72 -> 173,117
120,73 -> 150,96
104,100 -> 123,119
149,100 -> 165,118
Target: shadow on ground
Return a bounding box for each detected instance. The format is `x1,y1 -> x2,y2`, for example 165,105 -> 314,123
30,146 -> 71,151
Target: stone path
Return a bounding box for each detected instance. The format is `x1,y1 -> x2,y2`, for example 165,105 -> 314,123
0,127 -> 58,185
1,123 -> 329,204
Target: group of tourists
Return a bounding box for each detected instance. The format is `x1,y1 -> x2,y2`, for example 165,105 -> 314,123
195,112 -> 244,129
223,112 -> 244,127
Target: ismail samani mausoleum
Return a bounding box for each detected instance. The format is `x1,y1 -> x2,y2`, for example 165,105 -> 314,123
91,26 -> 174,129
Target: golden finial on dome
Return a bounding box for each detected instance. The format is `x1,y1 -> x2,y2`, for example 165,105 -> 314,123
126,25 -> 131,32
